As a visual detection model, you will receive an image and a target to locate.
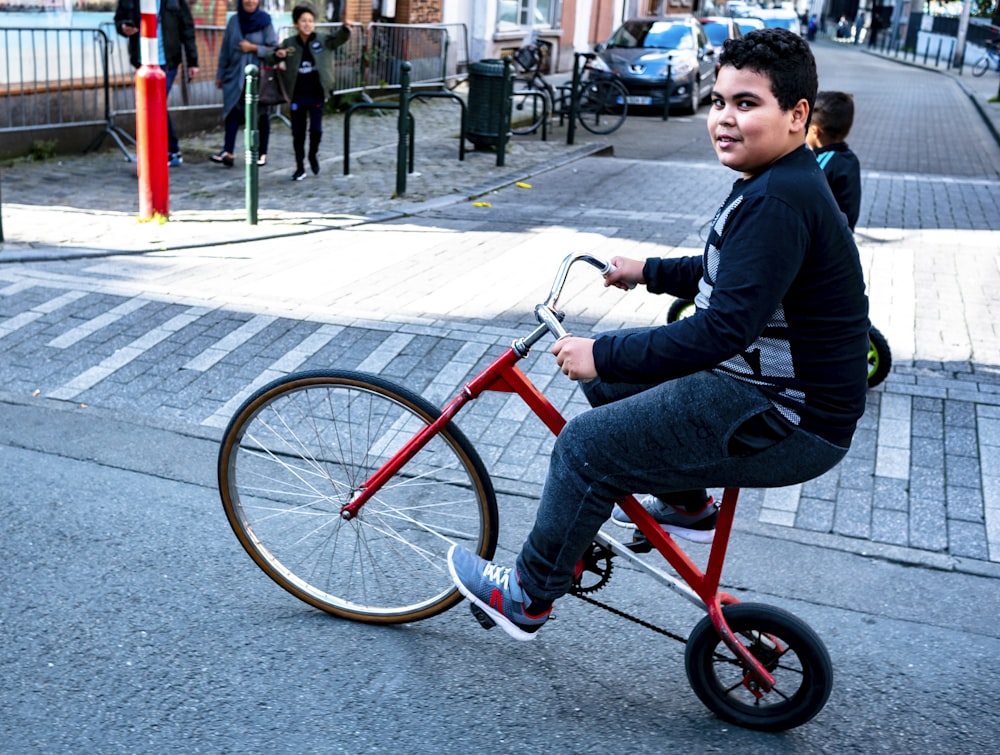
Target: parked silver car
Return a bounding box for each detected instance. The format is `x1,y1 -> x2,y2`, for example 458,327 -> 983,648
596,15 -> 717,115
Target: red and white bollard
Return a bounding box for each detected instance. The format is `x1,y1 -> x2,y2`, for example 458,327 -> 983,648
135,0 -> 168,219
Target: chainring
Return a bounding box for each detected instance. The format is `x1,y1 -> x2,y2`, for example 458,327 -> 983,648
570,542 -> 614,594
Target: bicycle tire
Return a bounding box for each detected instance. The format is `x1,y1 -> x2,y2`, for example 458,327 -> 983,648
666,298 -> 696,323
684,603 -> 833,732
866,325 -> 892,388
511,79 -> 552,135
576,78 -> 629,135
972,55 -> 989,76
218,369 -> 499,624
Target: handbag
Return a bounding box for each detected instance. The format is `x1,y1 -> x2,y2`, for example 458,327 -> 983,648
258,63 -> 289,106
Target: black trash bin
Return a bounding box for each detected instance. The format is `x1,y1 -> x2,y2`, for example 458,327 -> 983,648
466,59 -> 510,150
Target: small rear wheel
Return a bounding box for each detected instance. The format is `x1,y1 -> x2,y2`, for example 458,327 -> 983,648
866,325 -> 892,388
684,603 -> 833,731
218,369 -> 498,624
972,55 -> 989,76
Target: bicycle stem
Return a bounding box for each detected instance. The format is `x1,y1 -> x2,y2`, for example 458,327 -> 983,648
514,253 -> 612,355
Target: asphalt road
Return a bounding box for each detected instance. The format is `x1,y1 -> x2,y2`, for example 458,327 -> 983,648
2,398 -> 999,753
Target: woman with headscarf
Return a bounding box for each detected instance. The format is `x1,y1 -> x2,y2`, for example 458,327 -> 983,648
211,0 -> 278,167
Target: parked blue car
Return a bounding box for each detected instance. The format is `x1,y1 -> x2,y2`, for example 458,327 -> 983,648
596,15 -> 718,115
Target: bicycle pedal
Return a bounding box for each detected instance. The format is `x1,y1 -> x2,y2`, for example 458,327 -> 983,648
469,603 -> 497,630
624,534 -> 653,554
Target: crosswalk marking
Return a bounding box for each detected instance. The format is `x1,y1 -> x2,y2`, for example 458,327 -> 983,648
47,296 -> 151,349
201,323 -> 344,428
48,306 -> 211,401
0,291 -> 88,341
0,280 -> 37,296
354,332 -> 415,374
183,314 -> 277,371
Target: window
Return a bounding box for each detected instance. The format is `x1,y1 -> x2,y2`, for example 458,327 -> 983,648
497,0 -> 559,33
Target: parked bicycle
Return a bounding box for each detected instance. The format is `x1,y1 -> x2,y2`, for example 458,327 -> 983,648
218,252 -> 834,732
971,38 -> 1000,77
510,39 -> 629,136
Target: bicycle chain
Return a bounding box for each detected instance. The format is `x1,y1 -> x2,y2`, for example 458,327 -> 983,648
569,590 -> 688,645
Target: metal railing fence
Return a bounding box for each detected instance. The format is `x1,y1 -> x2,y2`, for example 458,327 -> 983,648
1,26 -> 111,132
0,21 -> 469,144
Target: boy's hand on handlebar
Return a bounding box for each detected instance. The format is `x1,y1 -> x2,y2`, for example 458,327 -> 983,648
552,336 -> 598,382
604,256 -> 645,290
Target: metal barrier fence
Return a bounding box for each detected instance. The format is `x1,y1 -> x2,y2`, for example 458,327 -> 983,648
874,13 -> 999,73
0,26 -> 111,133
0,20 -> 469,146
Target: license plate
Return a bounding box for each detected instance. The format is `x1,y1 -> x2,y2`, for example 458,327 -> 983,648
626,95 -> 653,105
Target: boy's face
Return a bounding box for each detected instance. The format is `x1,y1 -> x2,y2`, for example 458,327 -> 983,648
296,11 -> 316,37
707,65 -> 809,179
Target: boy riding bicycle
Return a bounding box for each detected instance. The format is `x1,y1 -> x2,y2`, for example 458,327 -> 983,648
448,28 -> 870,641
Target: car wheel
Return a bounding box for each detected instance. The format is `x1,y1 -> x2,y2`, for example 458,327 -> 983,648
684,77 -> 700,115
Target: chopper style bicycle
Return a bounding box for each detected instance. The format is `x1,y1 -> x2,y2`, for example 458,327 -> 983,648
218,253 -> 834,732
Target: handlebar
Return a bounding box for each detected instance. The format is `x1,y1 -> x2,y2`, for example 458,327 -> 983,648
513,253 -> 612,354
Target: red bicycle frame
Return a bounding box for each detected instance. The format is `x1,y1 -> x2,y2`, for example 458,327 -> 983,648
340,253 -> 778,691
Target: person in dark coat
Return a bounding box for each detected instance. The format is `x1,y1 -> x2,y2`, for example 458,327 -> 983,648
211,0 -> 278,168
114,0 -> 199,167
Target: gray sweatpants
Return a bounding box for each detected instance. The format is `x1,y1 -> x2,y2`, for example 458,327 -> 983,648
515,369 -> 849,602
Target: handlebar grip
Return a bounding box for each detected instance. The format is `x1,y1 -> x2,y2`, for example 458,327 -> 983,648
605,263 -> 637,290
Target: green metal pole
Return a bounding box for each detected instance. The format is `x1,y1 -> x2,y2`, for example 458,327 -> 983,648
497,56 -> 512,167
396,61 -> 411,197
245,64 -> 259,225
567,53 -> 582,146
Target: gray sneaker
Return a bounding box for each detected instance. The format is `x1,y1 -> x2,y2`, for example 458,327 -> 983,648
611,494 -> 718,544
447,545 -> 550,641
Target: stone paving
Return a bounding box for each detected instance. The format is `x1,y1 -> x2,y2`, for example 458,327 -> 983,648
1,37 -> 999,574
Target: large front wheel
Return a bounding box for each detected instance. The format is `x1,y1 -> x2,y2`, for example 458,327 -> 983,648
972,55 -> 989,76
218,370 -> 498,623
684,603 -> 833,731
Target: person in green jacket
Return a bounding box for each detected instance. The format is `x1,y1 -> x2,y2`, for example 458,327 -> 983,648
273,4 -> 351,180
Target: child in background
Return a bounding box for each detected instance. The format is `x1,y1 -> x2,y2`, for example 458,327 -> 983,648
807,90 -> 862,230
273,5 -> 350,181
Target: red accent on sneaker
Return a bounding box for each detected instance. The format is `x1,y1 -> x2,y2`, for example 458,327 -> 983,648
523,605 -> 552,621
489,590 -> 503,614
673,495 -> 716,517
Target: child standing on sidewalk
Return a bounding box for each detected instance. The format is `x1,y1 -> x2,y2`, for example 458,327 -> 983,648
273,5 -> 351,181
807,91 -> 862,230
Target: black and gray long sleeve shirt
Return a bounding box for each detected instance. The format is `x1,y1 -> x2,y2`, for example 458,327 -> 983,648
592,146 -> 870,447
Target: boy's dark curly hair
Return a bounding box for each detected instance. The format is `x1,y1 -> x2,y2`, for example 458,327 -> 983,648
292,4 -> 316,23
719,28 -> 818,115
